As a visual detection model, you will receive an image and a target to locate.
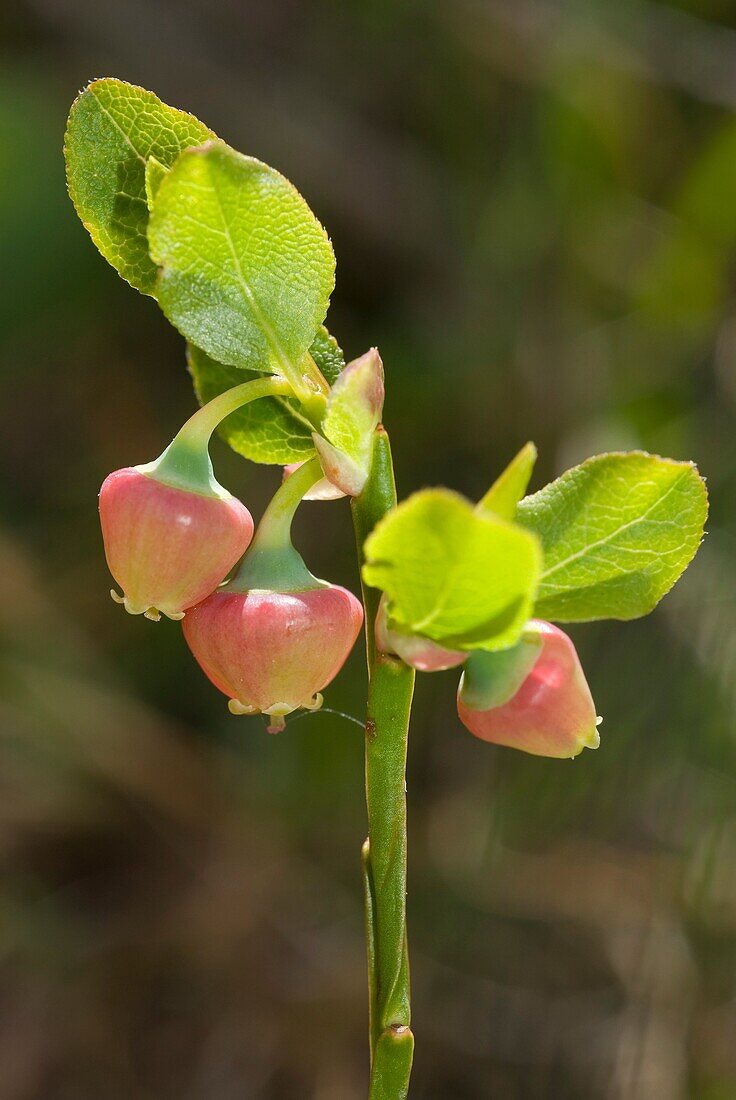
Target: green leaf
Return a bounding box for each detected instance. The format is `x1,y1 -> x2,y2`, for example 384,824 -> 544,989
477,442 -> 537,520
145,155 -> 168,212
64,78 -> 214,294
309,325 -> 345,385
517,452 -> 708,622
148,141 -> 335,383
187,326 -> 343,465
363,489 -> 542,650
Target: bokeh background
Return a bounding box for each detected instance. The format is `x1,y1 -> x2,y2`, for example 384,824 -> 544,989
1,1 -> 735,1097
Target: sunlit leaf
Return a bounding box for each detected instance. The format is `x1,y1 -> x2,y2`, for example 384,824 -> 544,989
148,141 -> 335,378
145,155 -> 168,212
518,452 -> 708,621
363,489 -> 542,650
64,78 -> 213,293
477,442 -> 537,521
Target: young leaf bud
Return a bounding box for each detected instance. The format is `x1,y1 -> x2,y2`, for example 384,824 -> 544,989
312,347 -> 385,497
457,620 -> 601,758
99,468 -> 253,621
375,597 -> 466,672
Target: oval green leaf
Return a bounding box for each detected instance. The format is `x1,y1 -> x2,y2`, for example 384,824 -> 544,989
64,78 -> 214,294
148,141 -> 335,382
517,451 -> 708,622
363,489 -> 542,651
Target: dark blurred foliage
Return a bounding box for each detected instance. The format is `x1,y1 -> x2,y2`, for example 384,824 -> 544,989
0,1 -> 735,1097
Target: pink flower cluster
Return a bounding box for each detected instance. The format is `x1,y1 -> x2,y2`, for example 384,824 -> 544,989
100,467 -> 599,754
99,468 -> 362,729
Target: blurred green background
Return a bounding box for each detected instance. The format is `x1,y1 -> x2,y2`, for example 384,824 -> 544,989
1,1 -> 735,1097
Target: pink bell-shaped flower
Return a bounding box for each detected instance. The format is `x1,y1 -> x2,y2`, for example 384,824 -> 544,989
99,371 -> 303,622
375,597 -> 466,672
182,456 -> 363,729
457,620 -> 601,758
99,468 -> 253,621
183,585 -> 363,730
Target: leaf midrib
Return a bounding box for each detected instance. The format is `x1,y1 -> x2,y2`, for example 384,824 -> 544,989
207,155 -> 297,384
91,89 -> 147,167
537,468 -> 688,583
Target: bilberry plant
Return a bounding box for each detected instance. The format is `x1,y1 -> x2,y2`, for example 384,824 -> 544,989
65,79 -> 708,1099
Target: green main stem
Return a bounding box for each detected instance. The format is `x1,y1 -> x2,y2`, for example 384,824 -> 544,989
352,428 -> 416,1100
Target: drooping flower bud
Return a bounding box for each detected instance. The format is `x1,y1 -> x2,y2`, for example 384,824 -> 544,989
99,468 -> 253,621
182,456 -> 363,729
375,597 -> 466,672
457,620 -> 601,758
183,585 -> 363,730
